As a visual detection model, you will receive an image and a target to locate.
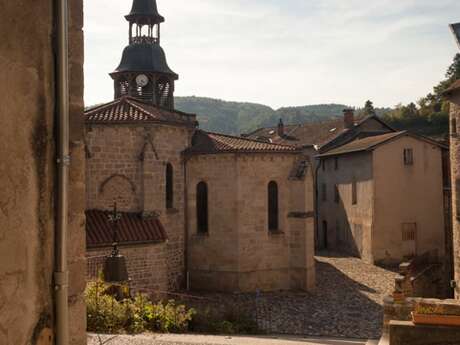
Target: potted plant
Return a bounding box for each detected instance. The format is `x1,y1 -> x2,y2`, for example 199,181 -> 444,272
412,299 -> 460,327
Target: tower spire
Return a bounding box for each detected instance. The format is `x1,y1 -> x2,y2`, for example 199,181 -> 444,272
125,0 -> 164,44
110,0 -> 178,109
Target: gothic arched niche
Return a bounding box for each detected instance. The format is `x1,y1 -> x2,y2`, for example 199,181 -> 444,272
99,174 -> 138,211
155,77 -> 171,108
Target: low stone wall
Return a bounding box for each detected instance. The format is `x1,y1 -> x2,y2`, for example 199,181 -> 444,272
87,242 -> 169,294
389,320 -> 460,345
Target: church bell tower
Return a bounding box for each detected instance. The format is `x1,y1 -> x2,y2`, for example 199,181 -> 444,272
110,0 -> 178,109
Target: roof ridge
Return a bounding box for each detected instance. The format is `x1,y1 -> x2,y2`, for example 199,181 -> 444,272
125,97 -> 156,120
85,98 -> 121,115
205,130 -> 297,148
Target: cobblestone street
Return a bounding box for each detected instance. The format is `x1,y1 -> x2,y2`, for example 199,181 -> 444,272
250,252 -> 397,339
177,252 -> 397,340
88,252 -> 396,343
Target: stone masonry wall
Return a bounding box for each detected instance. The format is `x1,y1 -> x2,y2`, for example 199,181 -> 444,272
186,153 -> 315,292
86,124 -> 193,290
450,94 -> 460,298
87,243 -> 168,294
237,154 -> 298,291
0,0 -> 86,344
186,154 -> 239,291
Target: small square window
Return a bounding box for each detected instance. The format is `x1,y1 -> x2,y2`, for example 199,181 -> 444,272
404,148 -> 414,165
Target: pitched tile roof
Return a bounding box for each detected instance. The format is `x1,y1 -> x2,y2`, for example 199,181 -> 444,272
85,97 -> 197,127
444,79 -> 460,95
86,209 -> 167,248
317,131 -> 407,157
245,116 -> 395,152
185,130 -> 299,155
244,118 -> 345,148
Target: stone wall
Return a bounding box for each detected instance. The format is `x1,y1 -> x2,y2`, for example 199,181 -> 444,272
186,153 -> 315,292
449,93 -> 460,298
87,243 -> 168,294
86,124 -> 193,290
0,0 -> 86,344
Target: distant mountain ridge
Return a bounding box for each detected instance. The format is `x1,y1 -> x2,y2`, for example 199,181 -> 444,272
174,96 -> 359,135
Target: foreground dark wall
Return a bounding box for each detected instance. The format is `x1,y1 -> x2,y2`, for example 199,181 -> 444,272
0,1 -> 86,344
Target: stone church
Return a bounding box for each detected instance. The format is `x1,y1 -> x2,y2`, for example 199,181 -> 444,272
85,0 -> 315,293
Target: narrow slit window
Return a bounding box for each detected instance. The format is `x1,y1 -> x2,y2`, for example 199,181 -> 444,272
404,148 -> 414,166
196,182 -> 208,233
322,183 -> 327,202
352,179 -> 357,205
165,163 -> 173,209
268,181 -> 279,231
334,184 -> 339,203
452,117 -> 457,135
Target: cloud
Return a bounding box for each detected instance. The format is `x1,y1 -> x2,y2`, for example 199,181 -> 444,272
84,0 -> 460,109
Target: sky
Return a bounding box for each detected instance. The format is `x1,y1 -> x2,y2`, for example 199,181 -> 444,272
84,0 -> 460,109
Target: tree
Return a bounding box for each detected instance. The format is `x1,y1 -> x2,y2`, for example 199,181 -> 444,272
363,100 -> 376,116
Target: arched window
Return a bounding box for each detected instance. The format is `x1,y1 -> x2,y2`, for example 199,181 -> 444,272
165,163 -> 173,209
196,182 -> 208,233
268,181 -> 279,231
156,77 -> 171,108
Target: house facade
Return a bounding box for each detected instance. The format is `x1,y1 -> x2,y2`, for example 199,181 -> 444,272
85,0 -> 316,293
317,131 -> 446,264
247,110 -> 449,265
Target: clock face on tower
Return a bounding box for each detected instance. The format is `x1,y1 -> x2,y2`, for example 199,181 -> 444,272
135,74 -> 149,87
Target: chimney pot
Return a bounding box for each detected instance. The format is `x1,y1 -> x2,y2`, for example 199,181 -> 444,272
343,109 -> 355,129
277,118 -> 284,137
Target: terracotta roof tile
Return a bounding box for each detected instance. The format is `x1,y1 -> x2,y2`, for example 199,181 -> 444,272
444,79 -> 460,95
317,131 -> 406,157
245,118 -> 346,148
86,209 -> 167,248
85,97 -> 197,127
246,116 -> 396,153
185,130 -> 299,155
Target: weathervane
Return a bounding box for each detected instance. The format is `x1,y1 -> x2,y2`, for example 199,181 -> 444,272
108,202 -> 122,256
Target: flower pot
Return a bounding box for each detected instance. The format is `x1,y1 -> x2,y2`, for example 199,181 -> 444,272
412,312 -> 460,327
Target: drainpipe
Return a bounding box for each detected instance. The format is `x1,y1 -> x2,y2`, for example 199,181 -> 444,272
55,0 -> 70,344
183,152 -> 190,290
314,156 -> 321,251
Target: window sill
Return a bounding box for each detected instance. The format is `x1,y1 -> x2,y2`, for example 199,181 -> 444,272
269,230 -> 284,236
194,232 -> 209,238
166,208 -> 179,214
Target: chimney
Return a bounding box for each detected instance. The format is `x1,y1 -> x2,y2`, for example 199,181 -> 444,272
343,108 -> 355,129
277,118 -> 284,137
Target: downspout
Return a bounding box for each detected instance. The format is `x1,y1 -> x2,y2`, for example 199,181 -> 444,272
183,152 -> 190,290
55,0 -> 70,344
314,157 -> 321,250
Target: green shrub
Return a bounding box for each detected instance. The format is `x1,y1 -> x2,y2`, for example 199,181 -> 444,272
85,281 -> 195,334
